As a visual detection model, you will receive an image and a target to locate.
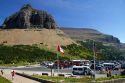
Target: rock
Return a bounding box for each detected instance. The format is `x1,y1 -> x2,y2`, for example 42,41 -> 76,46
2,4 -> 57,29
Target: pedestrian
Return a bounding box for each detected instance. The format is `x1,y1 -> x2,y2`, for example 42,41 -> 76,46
108,69 -> 112,77
11,69 -> 15,80
106,68 -> 109,77
1,69 -> 3,75
90,70 -> 95,78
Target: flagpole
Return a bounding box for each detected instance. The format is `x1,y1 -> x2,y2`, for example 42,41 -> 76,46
56,45 -> 64,83
56,52 -> 60,83
57,52 -> 59,74
57,45 -> 64,75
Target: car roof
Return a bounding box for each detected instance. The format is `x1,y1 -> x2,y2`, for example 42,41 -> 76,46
73,65 -> 90,68
103,63 -> 115,65
72,60 -> 89,61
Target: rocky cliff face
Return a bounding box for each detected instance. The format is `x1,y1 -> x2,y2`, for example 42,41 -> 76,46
61,28 -> 120,44
2,4 -> 57,29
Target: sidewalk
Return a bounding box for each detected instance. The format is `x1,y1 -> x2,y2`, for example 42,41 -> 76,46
1,69 -> 40,83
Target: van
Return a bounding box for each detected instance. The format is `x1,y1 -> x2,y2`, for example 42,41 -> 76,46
102,63 -> 115,70
72,66 -> 94,76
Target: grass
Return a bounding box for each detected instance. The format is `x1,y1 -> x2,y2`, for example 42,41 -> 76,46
32,75 -> 125,83
0,63 -> 32,67
0,61 -> 40,67
0,76 -> 11,83
32,75 -> 94,83
0,63 -> 27,67
96,75 -> 125,82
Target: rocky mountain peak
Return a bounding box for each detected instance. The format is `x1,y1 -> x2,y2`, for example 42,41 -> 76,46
20,4 -> 33,11
2,4 -> 57,29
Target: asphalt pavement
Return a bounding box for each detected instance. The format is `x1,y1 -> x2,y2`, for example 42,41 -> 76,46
1,64 -> 121,78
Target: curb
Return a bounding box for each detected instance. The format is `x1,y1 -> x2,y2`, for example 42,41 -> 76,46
16,72 -> 55,83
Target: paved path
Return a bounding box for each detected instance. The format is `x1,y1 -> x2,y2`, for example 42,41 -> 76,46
1,69 -> 41,83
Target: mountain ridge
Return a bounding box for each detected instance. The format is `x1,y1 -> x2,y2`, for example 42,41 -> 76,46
61,27 -> 120,44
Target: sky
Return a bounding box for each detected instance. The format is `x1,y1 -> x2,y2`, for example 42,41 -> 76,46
0,0 -> 125,43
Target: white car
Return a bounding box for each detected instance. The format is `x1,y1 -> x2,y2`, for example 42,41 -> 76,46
48,62 -> 54,67
64,73 -> 73,77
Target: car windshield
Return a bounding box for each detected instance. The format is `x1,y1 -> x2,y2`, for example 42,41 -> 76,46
78,68 -> 83,71
73,68 -> 77,70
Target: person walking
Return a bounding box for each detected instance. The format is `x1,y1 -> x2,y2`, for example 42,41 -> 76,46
106,68 -> 112,77
106,68 -> 109,77
1,69 -> 3,75
108,69 -> 112,77
11,69 -> 15,80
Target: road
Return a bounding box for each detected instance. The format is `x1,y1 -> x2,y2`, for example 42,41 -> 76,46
0,64 -> 121,79
14,65 -> 108,78
15,65 -> 121,73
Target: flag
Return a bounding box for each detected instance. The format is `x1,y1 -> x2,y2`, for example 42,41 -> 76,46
57,45 -> 64,54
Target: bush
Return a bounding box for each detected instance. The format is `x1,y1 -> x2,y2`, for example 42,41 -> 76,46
0,45 -> 57,64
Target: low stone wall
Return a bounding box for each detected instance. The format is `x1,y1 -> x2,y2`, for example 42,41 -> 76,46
16,72 -> 55,83
58,74 -> 65,77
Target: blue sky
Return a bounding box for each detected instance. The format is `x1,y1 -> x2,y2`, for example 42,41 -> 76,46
0,0 -> 125,43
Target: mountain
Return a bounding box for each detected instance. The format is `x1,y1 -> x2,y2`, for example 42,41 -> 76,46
2,4 -> 57,29
61,28 -> 120,44
0,4 -> 75,48
0,29 -> 75,48
0,4 -> 123,49
120,43 -> 125,51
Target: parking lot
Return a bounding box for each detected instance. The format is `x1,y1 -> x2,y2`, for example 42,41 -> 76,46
13,60 -> 125,78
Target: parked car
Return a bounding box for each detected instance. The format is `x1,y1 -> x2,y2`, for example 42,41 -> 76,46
40,61 -> 54,68
64,73 -> 73,77
121,70 -> 125,75
72,65 -> 94,76
90,63 -> 103,70
102,62 -> 115,70
114,63 -> 121,70
121,64 -> 125,69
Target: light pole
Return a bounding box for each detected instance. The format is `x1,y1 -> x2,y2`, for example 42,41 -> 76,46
93,41 -> 96,82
